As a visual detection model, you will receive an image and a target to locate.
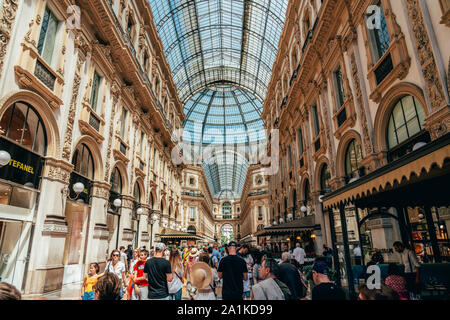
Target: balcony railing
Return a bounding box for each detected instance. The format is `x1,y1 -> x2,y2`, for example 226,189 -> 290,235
105,2 -> 175,137
182,191 -> 204,198
89,112 -> 101,131
375,53 -> 394,85
248,190 -> 268,197
34,60 -> 56,91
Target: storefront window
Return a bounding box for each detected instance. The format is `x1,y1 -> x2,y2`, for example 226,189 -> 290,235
0,102 -> 47,155
406,207 -> 450,263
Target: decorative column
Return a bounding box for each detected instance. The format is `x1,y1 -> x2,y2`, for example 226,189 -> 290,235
87,181 -> 110,271
138,204 -> 150,249
0,0 -> 19,79
404,0 -> 449,140
120,195 -> 135,247
24,158 -> 73,294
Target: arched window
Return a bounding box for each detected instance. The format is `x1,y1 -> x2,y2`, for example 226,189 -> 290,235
345,139 -> 363,181
0,101 -> 47,155
187,225 -> 196,235
110,167 -> 122,194
320,164 -> 331,193
72,144 -> 94,179
133,182 -> 141,203
386,95 -> 428,162
304,179 -> 310,202
150,191 -> 154,209
222,202 -> 232,219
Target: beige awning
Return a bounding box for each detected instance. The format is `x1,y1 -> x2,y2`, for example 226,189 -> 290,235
254,215 -> 320,237
322,136 -> 450,209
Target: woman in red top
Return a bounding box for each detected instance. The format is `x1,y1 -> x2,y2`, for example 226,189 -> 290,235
385,263 -> 409,300
132,249 -> 149,300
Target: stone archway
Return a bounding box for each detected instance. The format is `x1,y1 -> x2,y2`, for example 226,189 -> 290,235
220,223 -> 235,245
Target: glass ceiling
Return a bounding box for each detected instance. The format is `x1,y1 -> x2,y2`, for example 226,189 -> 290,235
148,0 -> 288,199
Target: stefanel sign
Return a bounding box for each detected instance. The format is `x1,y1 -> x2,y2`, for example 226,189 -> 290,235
0,137 -> 43,189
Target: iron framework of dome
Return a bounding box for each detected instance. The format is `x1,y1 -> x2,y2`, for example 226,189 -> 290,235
148,0 -> 289,198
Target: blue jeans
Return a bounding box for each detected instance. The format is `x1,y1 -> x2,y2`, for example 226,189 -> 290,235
169,288 -> 183,300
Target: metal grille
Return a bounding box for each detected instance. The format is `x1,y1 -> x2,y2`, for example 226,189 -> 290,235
34,60 -> 56,90
375,53 -> 393,85
337,108 -> 347,127
120,141 -> 127,155
89,112 -> 101,131
314,138 -> 321,153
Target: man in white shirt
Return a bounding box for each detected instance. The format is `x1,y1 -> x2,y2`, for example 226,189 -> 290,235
393,241 -> 420,294
292,243 -> 306,270
353,245 -> 362,265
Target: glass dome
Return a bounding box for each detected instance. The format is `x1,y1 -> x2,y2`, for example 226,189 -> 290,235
182,86 -> 265,145
148,0 -> 289,199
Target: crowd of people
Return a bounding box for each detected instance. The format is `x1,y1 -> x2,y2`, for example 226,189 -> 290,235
0,240 -> 423,301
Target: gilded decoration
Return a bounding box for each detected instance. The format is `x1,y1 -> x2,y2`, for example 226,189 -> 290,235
350,52 -> 373,156
0,0 -> 19,78
62,52 -> 84,161
405,0 -> 446,111
42,157 -> 73,185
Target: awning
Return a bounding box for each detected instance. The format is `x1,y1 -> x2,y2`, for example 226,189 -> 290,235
159,228 -> 202,240
254,215 -> 320,237
322,133 -> 450,209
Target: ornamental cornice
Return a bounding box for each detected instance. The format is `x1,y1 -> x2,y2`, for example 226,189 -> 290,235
42,157 -> 73,184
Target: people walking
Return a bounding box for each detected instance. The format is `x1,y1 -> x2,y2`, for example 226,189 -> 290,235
119,246 -> 129,271
217,241 -> 248,300
311,261 -> 346,300
292,243 -> 306,271
81,263 -> 100,300
131,249 -> 149,300
251,258 -> 291,300
104,250 -> 128,300
93,273 -> 121,300
238,245 -> 253,300
143,243 -> 173,300
278,252 -> 304,300
358,283 -> 400,300
0,282 -> 21,300
393,241 -> 421,297
191,254 -> 219,300
385,263 -> 409,300
168,248 -> 184,300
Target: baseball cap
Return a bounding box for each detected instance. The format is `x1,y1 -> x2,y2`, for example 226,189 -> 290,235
228,241 -> 238,247
312,261 -> 329,275
154,242 -> 166,251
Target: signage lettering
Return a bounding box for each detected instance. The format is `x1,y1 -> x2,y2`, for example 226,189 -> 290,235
8,159 -> 35,174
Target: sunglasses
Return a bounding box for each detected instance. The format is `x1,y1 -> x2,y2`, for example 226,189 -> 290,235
112,254 -> 120,257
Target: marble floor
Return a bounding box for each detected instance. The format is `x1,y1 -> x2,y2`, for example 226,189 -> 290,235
22,282 -> 204,300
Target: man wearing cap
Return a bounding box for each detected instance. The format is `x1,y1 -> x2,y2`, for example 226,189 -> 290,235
217,241 -> 248,300
143,242 -> 173,300
311,261 -> 346,300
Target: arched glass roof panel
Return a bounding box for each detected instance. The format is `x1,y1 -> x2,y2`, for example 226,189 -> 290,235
149,0 -> 288,103
148,0 -> 288,199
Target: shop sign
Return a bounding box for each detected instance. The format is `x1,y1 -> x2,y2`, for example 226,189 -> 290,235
0,137 -> 43,189
69,172 -> 92,204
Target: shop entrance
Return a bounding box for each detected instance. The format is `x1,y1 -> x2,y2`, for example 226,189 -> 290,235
0,219 -> 32,290
62,201 -> 90,285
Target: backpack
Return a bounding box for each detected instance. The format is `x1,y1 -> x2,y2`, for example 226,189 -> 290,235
274,278 -> 292,300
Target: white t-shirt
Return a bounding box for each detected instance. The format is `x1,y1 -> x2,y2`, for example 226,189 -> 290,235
398,249 -> 420,273
293,247 -> 305,264
105,261 -> 126,280
353,247 -> 362,257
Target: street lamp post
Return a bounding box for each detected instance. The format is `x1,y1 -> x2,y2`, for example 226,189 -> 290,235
113,198 -> 122,250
